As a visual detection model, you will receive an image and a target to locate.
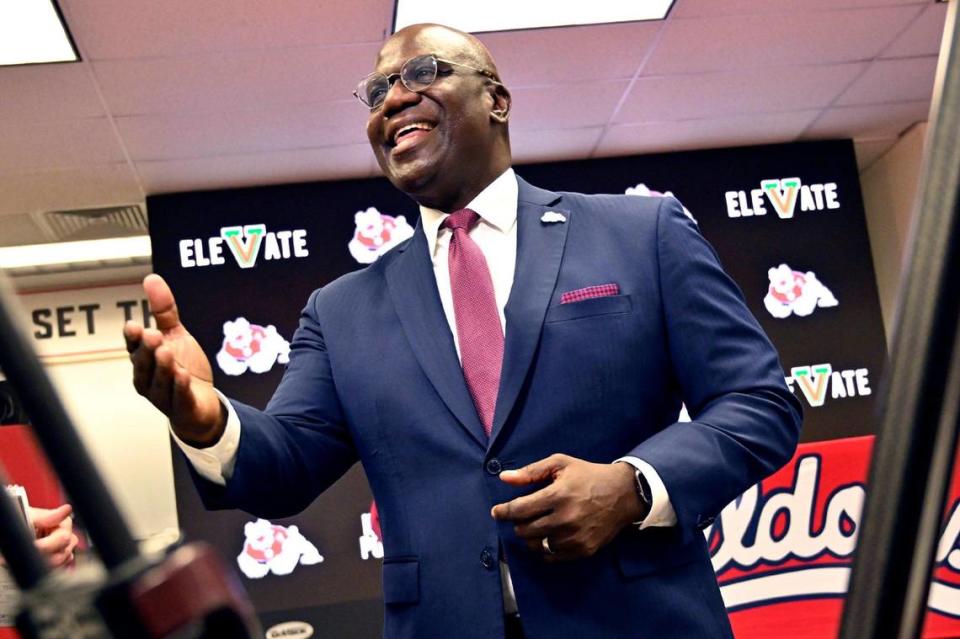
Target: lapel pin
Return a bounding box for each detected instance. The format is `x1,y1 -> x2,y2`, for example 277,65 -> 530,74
540,211 -> 566,224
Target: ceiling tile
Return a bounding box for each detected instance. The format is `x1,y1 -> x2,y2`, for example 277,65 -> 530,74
115,102 -> 366,161
615,62 -> 864,124
0,163 -> 142,217
882,3 -> 949,58
645,5 -> 924,74
803,100 -> 930,139
672,0 -> 927,18
853,137 -> 898,171
0,213 -> 48,247
92,43 -> 381,116
509,81 -> 628,131
836,56 -> 938,105
136,144 -> 376,194
478,21 -> 662,87
511,127 -> 605,164
0,63 -> 105,121
0,118 -> 127,172
61,0 -> 392,60
595,110 -> 819,156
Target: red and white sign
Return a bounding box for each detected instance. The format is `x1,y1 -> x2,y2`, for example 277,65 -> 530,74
715,436 -> 960,639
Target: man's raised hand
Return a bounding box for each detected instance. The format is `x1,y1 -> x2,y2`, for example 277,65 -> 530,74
123,274 -> 225,446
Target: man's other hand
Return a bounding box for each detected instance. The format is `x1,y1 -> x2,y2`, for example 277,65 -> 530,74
490,454 -> 643,562
124,274 -> 225,446
31,504 -> 79,569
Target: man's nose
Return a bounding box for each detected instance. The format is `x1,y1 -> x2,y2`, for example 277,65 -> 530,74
381,78 -> 421,115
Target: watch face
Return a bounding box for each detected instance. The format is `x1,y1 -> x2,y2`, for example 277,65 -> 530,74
636,471 -> 650,504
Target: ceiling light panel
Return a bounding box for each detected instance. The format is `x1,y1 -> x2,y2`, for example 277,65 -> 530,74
0,0 -> 77,66
394,0 -> 676,33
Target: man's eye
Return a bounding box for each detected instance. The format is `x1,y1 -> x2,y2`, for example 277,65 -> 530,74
412,67 -> 435,82
368,85 -> 387,103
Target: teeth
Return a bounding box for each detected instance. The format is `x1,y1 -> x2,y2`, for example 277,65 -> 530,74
394,122 -> 434,144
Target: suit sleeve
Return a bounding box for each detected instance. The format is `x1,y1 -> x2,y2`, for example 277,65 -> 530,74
191,287 -> 359,519
628,197 -> 802,536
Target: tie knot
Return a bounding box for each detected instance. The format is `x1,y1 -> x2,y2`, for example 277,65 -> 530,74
443,208 -> 480,231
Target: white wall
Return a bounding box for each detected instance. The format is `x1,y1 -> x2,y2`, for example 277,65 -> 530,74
859,122 -> 929,346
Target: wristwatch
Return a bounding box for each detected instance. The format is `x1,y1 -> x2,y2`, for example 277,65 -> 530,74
630,466 -> 653,524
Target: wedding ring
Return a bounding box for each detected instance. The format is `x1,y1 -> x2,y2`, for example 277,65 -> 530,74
541,537 -> 555,555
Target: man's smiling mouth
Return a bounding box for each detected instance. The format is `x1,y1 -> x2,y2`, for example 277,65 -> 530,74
393,121 -> 435,145
390,121 -> 436,155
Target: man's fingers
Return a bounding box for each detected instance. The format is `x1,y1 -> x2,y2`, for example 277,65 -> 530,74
513,512 -> 569,540
149,345 -> 177,403
143,274 -> 182,333
30,504 -> 72,530
491,486 -> 555,522
130,333 -> 159,398
498,453 -> 570,486
123,321 -> 143,353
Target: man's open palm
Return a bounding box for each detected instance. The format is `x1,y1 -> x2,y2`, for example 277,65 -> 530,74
124,274 -> 225,446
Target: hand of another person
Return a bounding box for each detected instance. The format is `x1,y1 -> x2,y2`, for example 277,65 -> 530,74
31,504 -> 79,568
491,454 -> 644,562
123,274 -> 225,446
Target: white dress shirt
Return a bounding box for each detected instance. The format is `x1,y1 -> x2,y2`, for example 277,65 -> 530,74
173,168 -> 678,612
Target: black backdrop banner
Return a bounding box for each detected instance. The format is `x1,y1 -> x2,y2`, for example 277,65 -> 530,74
147,139 -> 887,635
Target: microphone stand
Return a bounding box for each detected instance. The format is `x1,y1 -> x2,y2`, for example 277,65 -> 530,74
0,273 -> 259,638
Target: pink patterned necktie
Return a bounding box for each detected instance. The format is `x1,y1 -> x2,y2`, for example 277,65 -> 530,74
443,208 -> 504,437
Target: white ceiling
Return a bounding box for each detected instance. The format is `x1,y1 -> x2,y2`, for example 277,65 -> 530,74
0,0 -> 948,247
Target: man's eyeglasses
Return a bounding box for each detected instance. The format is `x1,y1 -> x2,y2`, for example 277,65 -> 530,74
354,53 -> 501,110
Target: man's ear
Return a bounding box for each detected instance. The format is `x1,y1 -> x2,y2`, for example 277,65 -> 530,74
489,83 -> 511,124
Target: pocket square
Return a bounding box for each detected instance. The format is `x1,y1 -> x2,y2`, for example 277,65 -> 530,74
560,283 -> 620,304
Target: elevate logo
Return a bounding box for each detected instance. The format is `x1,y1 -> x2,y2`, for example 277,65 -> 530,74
787,364 -> 871,407
725,178 -> 841,219
179,224 -> 308,269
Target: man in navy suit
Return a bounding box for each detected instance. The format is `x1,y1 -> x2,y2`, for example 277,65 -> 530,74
126,23 -> 801,639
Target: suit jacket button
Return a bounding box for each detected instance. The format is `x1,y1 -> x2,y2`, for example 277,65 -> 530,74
480,548 -> 496,570
485,459 -> 502,475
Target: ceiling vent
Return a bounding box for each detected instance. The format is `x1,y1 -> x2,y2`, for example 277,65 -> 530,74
32,204 -> 148,242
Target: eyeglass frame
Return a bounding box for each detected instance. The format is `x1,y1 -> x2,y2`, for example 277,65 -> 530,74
353,53 -> 503,110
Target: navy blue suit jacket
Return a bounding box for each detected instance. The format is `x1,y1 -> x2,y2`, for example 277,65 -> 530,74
195,177 -> 802,638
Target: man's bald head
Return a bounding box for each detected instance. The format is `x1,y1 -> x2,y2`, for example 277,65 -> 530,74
377,23 -> 501,81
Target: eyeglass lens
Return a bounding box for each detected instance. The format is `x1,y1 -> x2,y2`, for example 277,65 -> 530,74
360,55 -> 438,109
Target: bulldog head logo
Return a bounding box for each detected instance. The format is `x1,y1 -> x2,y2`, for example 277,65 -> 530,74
359,500 -> 384,560
215,317 -> 290,376
764,264 -> 838,319
348,207 -> 415,264
236,518 -> 324,579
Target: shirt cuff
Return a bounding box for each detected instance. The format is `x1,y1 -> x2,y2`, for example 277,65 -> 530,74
615,456 -> 678,529
168,389 -> 240,486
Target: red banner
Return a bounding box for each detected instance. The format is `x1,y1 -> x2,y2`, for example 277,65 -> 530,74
714,436 -> 960,638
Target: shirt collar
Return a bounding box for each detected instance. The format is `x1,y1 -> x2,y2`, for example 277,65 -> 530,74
420,168 -> 518,257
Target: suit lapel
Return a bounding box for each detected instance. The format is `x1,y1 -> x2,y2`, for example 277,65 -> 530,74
490,178 -> 568,447
386,222 -> 488,448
